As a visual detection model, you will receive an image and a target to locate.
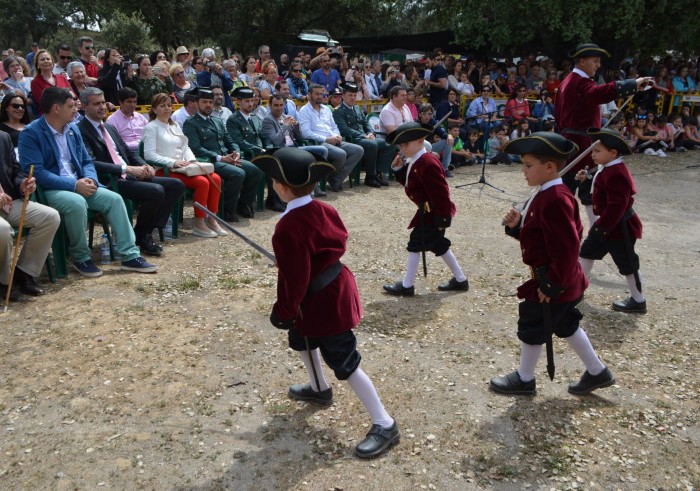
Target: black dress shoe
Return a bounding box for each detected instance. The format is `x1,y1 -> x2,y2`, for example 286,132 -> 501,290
364,175 -> 381,188
0,283 -> 29,302
568,367 -> 616,395
437,277 -> 469,292
327,180 -> 343,192
489,370 -> 536,395
223,212 -> 240,223
265,197 -> 287,212
288,383 -> 333,406
355,421 -> 400,458
383,281 -> 415,296
137,235 -> 163,256
376,174 -> 390,186
237,204 -> 254,219
13,268 -> 44,296
612,297 -> 647,314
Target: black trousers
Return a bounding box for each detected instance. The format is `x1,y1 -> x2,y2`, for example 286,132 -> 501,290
117,176 -> 185,239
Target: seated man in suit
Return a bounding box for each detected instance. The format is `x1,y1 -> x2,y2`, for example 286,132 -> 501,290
333,82 -> 395,188
262,94 -> 329,199
19,87 -> 157,277
183,88 -> 263,222
297,83 -> 364,192
225,87 -> 284,211
78,87 -> 185,256
1,129 -> 60,301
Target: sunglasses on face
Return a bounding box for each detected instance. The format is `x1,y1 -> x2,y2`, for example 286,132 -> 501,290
292,69 -> 301,73
10,103 -> 25,109
83,45 -> 94,50
174,72 -> 184,76
59,55 -> 73,60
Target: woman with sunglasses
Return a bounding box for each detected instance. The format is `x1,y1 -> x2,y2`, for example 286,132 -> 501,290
504,83 -> 534,124
285,62 -> 309,101
170,63 -> 196,103
0,94 -> 31,148
30,50 -> 73,114
98,48 -> 134,106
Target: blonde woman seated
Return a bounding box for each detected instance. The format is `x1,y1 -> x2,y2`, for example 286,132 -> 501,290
142,93 -> 227,238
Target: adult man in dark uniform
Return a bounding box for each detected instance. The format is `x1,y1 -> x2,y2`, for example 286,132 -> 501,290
332,82 -> 394,188
226,87 -> 285,212
554,43 -> 651,224
183,87 -> 263,222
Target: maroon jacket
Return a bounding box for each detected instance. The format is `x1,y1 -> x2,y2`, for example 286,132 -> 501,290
394,151 -> 456,229
554,71 -> 634,174
590,161 -> 642,240
508,182 -> 588,303
271,200 -> 362,337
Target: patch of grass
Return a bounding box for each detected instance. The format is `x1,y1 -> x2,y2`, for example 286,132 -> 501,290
177,276 -> 201,291
217,277 -> 241,289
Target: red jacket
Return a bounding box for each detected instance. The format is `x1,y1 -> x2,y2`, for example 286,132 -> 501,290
554,71 -> 618,174
511,183 -> 588,303
271,200 -> 362,337
591,161 -> 642,240
394,151 -> 456,229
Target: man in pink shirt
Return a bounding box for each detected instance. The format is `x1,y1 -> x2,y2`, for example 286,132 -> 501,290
105,87 -> 148,150
379,87 -> 413,135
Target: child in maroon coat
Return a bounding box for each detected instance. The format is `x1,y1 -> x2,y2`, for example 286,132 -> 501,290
577,128 -> 646,313
490,132 -> 615,396
254,147 -> 399,459
382,122 -> 469,296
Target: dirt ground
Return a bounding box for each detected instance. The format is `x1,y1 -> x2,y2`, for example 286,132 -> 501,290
1,151 -> 699,491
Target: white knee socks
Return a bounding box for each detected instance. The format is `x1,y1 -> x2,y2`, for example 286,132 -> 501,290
566,328 -> 606,376
347,368 -> 394,428
579,257 -> 594,277
625,273 -> 645,302
440,249 -> 467,282
517,343 -> 542,382
403,252 -> 420,288
299,349 -> 330,391
584,205 -> 598,228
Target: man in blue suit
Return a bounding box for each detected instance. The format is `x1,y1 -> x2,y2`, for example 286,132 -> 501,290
18,87 -> 157,277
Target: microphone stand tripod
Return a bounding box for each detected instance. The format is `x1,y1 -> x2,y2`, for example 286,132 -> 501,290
455,106 -> 504,192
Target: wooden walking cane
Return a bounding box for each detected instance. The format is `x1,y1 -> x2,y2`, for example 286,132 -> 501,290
4,165 -> 34,313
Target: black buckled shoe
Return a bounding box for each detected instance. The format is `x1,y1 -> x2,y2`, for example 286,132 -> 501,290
489,370 -> 536,395
137,235 -> 164,256
437,277 -> 469,292
355,421 -> 400,459
376,173 -> 390,186
288,383 -> 333,406
568,367 -> 616,395
0,283 -> 29,302
383,281 -> 415,297
612,297 -> 646,314
13,268 -> 44,296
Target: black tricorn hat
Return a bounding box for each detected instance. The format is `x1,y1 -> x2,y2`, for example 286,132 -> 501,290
252,147 -> 335,187
190,87 -> 214,100
342,81 -> 359,93
386,121 -> 433,145
503,132 -> 579,158
587,127 -> 632,155
568,43 -> 611,59
232,86 -> 254,99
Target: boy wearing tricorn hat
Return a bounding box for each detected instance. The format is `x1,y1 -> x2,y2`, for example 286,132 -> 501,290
577,128 -> 646,313
490,132 -> 615,396
383,121 -> 469,296
255,147 -> 400,459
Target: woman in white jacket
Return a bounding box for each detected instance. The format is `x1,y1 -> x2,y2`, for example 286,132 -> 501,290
142,93 -> 227,238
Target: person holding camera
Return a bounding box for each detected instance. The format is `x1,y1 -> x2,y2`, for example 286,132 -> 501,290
310,53 -> 341,94
196,55 -> 234,110
132,55 -> 168,105
97,49 -> 134,106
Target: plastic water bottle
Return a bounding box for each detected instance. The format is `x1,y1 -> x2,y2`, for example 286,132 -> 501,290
100,234 -> 111,265
164,216 -> 173,240
111,229 -> 121,262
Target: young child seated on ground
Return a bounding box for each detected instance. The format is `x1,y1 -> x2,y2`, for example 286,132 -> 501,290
448,123 -> 471,167
487,125 -> 519,164
684,117 -> 700,149
462,129 -> 484,165
510,118 -> 532,139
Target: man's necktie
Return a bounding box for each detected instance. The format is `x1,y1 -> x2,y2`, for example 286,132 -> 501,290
99,123 -> 125,178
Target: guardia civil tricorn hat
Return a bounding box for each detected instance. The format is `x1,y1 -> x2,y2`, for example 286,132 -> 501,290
568,43 -> 611,59
252,148 -> 335,187
502,132 -> 579,158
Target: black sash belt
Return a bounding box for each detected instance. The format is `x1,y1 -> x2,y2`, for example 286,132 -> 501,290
305,261 -> 342,300
622,207 -> 635,221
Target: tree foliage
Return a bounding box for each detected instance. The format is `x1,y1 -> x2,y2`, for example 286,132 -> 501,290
100,11 -> 156,58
